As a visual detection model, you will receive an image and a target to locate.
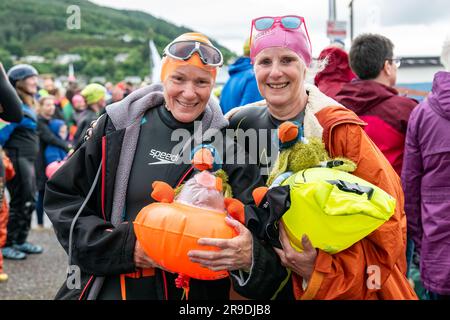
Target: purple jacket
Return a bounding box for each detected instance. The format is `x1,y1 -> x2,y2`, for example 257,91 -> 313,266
401,71 -> 450,295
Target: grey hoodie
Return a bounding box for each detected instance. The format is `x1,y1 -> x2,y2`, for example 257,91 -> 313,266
87,83 -> 228,299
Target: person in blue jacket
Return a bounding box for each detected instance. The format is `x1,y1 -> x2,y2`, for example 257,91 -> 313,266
0,64 -> 43,260
219,39 -> 263,114
44,119 -> 69,166
0,61 -> 23,281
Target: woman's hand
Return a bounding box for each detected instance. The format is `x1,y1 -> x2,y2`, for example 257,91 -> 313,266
134,239 -> 160,269
188,217 -> 253,271
274,223 -> 317,281
84,120 -> 99,142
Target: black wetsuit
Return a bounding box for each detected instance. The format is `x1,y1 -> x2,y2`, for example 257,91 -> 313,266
228,104 -> 304,182
45,103 -> 264,300
97,106 -> 235,299
0,65 -> 23,123
225,104 -> 309,300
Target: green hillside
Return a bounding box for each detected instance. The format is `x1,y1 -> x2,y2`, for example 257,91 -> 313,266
0,0 -> 235,82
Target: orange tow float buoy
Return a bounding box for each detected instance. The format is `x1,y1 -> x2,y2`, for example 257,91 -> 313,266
133,201 -> 236,280
133,146 -> 244,282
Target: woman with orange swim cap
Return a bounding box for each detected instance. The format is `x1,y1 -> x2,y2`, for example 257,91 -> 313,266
44,32 -> 263,300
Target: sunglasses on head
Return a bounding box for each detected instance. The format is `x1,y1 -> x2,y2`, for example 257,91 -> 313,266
249,15 -> 311,52
163,40 -> 224,67
253,15 -> 305,31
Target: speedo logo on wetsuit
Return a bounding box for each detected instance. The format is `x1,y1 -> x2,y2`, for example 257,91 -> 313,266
148,149 -> 180,165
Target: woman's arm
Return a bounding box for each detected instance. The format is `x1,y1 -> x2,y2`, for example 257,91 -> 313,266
287,122 -> 413,299
0,62 -> 23,123
189,137 -> 292,299
44,117 -> 136,276
401,109 -> 423,252
188,218 -> 292,300
38,120 -> 72,151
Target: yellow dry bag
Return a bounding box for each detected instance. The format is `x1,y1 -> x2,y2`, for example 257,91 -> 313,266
273,167 -> 396,254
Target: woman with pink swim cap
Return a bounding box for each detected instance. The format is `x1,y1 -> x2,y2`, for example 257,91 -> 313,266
190,15 -> 417,300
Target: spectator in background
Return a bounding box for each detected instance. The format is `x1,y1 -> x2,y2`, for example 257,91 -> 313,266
314,46 -> 356,99
0,61 -> 23,282
43,76 -> 56,93
110,85 -> 125,104
124,81 -> 134,97
335,34 -> 418,177
35,96 -> 72,230
44,119 -> 69,166
68,94 -> 87,141
0,64 -> 42,260
401,37 -> 450,300
219,38 -> 263,114
58,81 -> 80,130
38,76 -> 65,120
60,84 -> 78,127
105,82 -> 114,96
73,83 -> 106,146
38,75 -> 55,98
329,38 -> 345,50
0,153 -> 15,281
72,94 -> 87,113
49,87 -> 65,121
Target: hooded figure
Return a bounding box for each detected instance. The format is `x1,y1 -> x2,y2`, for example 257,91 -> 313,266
314,46 -> 356,99
401,37 -> 450,299
44,119 -> 68,165
220,38 -> 263,113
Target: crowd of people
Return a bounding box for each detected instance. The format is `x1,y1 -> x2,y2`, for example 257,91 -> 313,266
0,13 -> 449,301
0,66 -> 136,266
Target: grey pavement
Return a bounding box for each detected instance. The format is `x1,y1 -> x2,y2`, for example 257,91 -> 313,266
0,213 -> 67,300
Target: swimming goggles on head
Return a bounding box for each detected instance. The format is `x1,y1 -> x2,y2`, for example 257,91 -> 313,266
163,40 -> 224,67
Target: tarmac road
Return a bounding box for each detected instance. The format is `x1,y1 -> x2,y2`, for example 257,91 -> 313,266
0,216 -> 67,300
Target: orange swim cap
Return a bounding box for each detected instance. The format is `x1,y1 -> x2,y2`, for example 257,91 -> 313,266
160,32 -> 218,82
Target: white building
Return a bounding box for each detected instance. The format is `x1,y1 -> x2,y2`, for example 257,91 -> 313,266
397,56 -> 444,84
56,54 -> 81,65
22,55 -> 46,64
114,53 -> 129,63
90,76 -> 107,84
124,76 -> 141,84
121,34 -> 133,43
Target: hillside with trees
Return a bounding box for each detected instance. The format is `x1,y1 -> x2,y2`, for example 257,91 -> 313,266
0,0 -> 235,82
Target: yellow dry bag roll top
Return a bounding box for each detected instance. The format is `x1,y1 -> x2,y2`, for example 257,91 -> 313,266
278,167 -> 396,254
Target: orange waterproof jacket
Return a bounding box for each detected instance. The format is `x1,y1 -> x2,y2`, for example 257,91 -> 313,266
292,105 -> 417,300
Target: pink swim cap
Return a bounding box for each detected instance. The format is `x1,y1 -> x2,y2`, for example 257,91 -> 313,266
46,160 -> 66,179
250,23 -> 312,66
72,94 -> 84,105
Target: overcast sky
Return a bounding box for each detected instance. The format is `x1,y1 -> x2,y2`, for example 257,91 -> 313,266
91,0 -> 450,57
